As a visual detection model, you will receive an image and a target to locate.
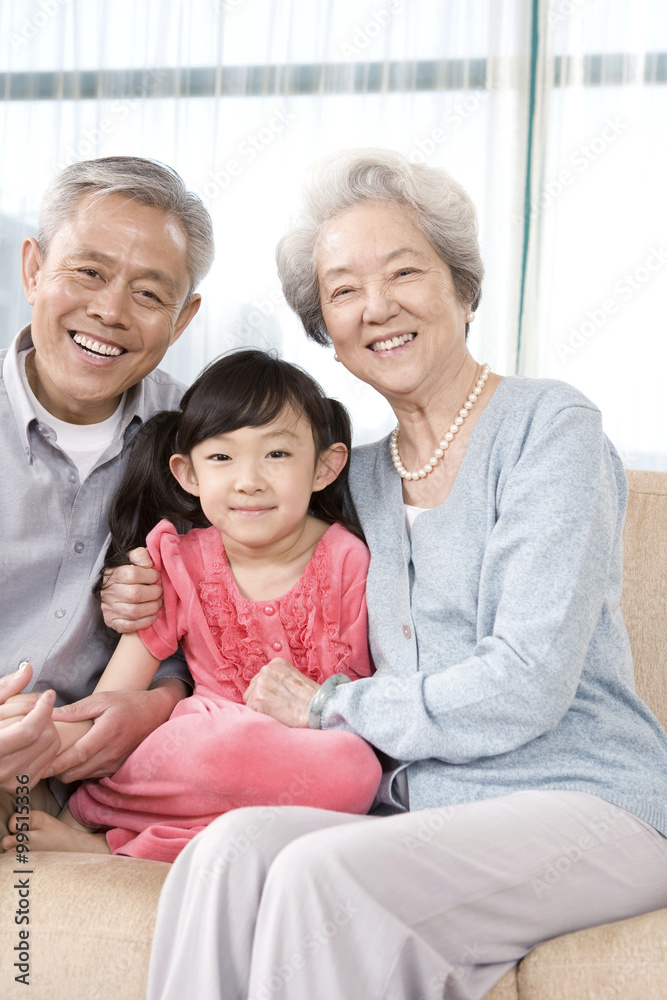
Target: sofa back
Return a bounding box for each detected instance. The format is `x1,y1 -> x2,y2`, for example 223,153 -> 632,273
621,470 -> 667,733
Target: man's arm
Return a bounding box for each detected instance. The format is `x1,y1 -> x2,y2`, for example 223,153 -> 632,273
49,675 -> 187,782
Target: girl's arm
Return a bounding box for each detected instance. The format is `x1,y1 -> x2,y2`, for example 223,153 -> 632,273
54,632 -> 161,754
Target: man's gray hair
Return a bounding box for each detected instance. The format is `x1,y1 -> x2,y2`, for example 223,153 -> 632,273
38,156 -> 214,299
276,148 -> 484,345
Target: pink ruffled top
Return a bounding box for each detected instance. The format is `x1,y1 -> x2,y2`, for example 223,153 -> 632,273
139,519 -> 372,702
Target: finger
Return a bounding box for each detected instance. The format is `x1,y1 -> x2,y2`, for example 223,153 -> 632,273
128,547 -> 154,568
50,695 -> 101,723
0,662 -> 32,701
101,578 -> 163,600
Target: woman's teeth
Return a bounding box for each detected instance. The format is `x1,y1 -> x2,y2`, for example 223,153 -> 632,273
370,332 -> 415,352
71,333 -> 123,357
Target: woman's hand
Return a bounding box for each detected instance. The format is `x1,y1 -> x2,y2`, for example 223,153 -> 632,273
243,659 -> 320,729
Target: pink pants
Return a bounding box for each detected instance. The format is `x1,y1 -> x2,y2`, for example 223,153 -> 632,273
68,693 -> 382,862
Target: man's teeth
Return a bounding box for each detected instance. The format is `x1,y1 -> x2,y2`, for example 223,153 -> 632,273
370,333 -> 415,352
72,333 -> 123,357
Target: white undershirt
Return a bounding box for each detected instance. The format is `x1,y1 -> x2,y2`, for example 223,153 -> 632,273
404,502 -> 427,541
19,349 -> 125,482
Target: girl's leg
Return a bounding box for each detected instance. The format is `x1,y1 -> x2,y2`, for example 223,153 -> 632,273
69,702 -> 382,861
148,791 -> 667,1000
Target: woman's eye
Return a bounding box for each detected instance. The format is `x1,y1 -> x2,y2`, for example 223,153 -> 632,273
396,268 -> 417,278
332,287 -> 353,298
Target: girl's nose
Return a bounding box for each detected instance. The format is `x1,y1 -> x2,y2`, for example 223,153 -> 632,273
234,463 -> 266,493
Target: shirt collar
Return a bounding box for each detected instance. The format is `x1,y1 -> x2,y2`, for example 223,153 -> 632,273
3,325 -> 148,463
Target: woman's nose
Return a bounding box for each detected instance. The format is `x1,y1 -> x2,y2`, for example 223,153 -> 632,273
362,287 -> 401,324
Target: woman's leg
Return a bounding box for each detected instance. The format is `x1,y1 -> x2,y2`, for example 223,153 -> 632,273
148,791 -> 667,1000
147,805 -> 370,1000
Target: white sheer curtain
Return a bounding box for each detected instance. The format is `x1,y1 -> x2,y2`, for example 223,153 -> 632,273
0,0 -> 664,460
519,0 -> 667,468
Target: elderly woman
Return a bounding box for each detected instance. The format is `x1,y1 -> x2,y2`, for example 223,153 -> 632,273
136,150 -> 667,1000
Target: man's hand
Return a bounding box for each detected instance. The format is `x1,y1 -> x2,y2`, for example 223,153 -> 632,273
243,658 -> 319,729
101,547 -> 163,633
0,664 -> 60,790
49,677 -> 187,782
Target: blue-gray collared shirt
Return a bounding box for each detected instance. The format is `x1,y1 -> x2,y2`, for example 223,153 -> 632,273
0,326 -> 188,704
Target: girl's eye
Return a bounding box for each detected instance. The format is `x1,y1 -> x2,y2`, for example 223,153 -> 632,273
268,450 -> 289,458
208,453 -> 231,462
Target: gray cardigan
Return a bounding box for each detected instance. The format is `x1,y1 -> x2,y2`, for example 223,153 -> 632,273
322,376 -> 667,834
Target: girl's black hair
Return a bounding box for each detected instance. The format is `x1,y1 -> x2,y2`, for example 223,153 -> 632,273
99,350 -> 363,587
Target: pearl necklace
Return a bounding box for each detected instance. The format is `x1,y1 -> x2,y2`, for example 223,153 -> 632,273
390,363 -> 491,480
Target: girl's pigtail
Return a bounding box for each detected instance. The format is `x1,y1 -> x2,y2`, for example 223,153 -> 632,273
309,398 -> 365,541
96,410 -> 208,593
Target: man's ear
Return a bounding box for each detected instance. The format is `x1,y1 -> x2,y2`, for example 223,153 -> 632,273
170,293 -> 202,346
21,238 -> 43,305
312,442 -> 348,493
169,453 -> 200,496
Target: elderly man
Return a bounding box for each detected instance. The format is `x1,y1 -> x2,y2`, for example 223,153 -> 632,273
0,156 -> 213,814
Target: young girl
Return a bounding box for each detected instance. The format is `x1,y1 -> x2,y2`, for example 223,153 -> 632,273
5,351 -> 382,862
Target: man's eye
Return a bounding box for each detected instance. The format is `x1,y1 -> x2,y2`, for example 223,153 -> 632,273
139,290 -> 162,302
78,268 -> 100,278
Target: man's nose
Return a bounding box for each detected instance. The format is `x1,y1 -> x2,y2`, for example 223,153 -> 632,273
86,280 -> 130,326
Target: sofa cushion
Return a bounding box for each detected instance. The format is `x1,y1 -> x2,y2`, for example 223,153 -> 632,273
517,907 -> 667,1000
622,471 -> 667,731
0,851 -> 169,1000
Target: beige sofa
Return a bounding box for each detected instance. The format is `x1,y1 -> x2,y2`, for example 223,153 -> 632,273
1,470 -> 666,1000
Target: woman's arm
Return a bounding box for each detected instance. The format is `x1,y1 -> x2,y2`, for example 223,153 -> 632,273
53,632 -> 161,754
320,403 -> 625,762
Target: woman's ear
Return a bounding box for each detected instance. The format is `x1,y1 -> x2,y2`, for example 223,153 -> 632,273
312,442 -> 348,493
169,454 -> 200,497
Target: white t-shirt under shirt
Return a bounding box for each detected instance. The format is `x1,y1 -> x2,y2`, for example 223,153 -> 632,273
19,348 -> 125,482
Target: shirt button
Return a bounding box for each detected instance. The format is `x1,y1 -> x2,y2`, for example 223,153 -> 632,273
402,625 -> 412,639
69,472 -> 77,483
55,609 -> 66,619
272,641 -> 282,651
74,541 -> 84,553
263,605 -> 275,616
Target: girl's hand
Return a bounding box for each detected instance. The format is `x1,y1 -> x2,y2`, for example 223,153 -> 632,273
243,659 -> 320,728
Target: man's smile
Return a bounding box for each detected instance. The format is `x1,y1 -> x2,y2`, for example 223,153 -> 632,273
69,331 -> 126,358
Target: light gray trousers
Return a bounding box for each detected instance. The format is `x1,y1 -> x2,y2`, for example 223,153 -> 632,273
146,791 -> 667,1000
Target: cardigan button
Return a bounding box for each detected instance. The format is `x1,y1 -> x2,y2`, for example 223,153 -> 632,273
272,641 -> 282,651
402,625 -> 412,639
263,605 -> 276,616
